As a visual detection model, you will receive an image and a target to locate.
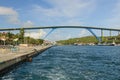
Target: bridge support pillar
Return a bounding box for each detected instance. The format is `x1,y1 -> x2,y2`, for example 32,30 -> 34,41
86,28 -> 101,43
101,29 -> 104,42
43,28 -> 56,39
110,30 -> 112,38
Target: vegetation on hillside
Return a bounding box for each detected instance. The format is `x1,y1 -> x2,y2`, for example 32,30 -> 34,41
57,35 -> 120,45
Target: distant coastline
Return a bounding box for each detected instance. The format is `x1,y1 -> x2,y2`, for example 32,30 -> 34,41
57,36 -> 120,45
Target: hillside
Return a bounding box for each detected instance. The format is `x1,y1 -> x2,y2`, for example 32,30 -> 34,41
57,35 -> 120,45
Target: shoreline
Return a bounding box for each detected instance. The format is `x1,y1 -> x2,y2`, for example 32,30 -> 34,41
0,45 -> 52,76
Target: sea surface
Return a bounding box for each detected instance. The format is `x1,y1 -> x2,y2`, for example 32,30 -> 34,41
1,45 -> 120,80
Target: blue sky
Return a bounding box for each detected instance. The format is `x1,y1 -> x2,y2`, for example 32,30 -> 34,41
0,0 -> 120,41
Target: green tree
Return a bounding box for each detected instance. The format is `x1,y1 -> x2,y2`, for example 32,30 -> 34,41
6,32 -> 14,45
19,28 -> 25,43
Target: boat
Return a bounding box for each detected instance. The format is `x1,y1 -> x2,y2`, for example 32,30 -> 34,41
109,40 -> 116,46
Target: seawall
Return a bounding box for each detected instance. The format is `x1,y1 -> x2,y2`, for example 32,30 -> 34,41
0,46 -> 51,76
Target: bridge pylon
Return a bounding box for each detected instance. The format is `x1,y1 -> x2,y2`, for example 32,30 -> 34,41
87,28 -> 102,43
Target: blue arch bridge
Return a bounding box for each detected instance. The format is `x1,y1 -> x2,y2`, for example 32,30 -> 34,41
0,26 -> 120,43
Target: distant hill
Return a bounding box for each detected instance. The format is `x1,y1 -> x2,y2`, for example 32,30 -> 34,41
57,35 -> 120,45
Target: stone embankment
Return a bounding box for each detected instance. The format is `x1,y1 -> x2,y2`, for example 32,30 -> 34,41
0,45 -> 51,76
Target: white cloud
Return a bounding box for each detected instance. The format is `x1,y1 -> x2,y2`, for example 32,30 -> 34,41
0,6 -> 20,24
66,34 -> 72,39
25,29 -> 46,39
0,7 -> 17,15
23,21 -> 47,39
22,20 -> 34,27
30,0 -> 96,41
45,29 -> 90,41
32,0 -> 95,27
61,19 -> 83,26
44,29 -> 69,41
105,0 -> 120,28
33,0 -> 95,18
79,29 -> 89,37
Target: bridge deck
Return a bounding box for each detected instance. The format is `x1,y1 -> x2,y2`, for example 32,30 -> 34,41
0,26 -> 120,31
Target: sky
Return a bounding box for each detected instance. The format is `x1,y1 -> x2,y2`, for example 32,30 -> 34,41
0,0 -> 120,41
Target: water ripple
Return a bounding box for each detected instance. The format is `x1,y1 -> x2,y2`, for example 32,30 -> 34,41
1,46 -> 120,80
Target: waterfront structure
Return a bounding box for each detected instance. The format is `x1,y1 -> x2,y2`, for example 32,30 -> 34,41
0,46 -> 51,75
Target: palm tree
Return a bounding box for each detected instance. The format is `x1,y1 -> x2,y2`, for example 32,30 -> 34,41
19,28 -> 25,43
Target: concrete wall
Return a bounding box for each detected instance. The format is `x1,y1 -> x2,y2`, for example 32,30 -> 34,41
0,46 -> 52,76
